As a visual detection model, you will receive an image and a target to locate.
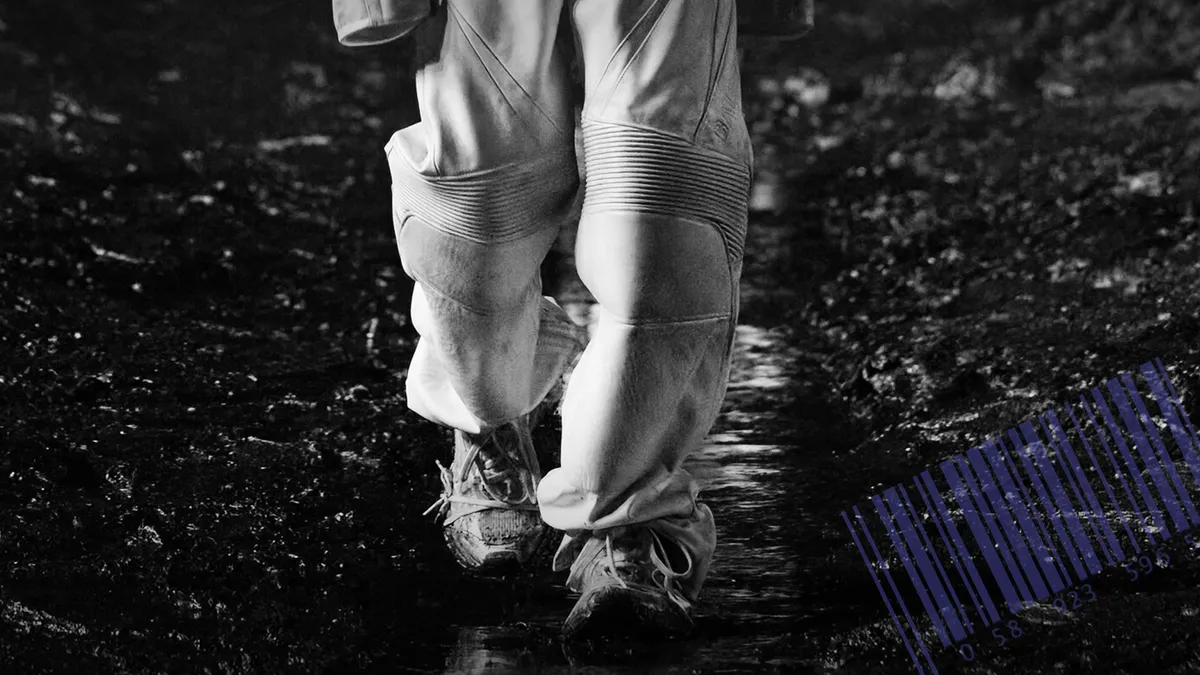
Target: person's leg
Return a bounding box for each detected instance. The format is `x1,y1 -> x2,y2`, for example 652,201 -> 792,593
386,0 -> 585,570
538,0 -> 752,635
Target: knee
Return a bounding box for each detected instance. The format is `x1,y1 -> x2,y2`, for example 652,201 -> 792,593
574,122 -> 749,322
398,217 -> 558,312
576,212 -> 735,322
388,155 -> 578,312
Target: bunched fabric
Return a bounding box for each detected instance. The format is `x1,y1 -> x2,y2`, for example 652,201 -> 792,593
383,0 -> 753,608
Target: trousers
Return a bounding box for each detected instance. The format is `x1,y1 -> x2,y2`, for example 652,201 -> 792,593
386,0 -> 752,587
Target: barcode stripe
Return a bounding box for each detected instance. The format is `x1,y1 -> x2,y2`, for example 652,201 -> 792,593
982,439 -> 1066,592
1032,413 -> 1104,564
843,511 -> 932,675
914,475 -> 985,631
1108,378 -> 1190,533
920,470 -> 1000,625
872,494 -> 950,644
1019,421 -> 1102,576
1081,394 -> 1153,549
1066,399 -> 1134,558
1043,409 -> 1122,565
1006,428 -> 1087,581
885,487 -> 970,643
957,454 -> 1038,605
1091,388 -> 1168,538
1123,372 -> 1200,527
994,435 -> 1073,585
899,483 -> 975,636
1156,358 -> 1200,452
1038,413 -> 1116,568
1142,362 -> 1200,494
943,458 -> 1026,612
854,504 -> 936,667
842,359 -> 1200,675
965,446 -> 1051,599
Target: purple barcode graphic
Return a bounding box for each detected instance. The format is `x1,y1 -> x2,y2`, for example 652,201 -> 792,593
842,358 -> 1200,674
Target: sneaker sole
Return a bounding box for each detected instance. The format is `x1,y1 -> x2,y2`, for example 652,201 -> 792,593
562,585 -> 695,641
444,511 -> 546,573
446,539 -> 541,575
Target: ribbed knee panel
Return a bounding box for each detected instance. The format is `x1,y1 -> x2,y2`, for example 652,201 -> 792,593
388,148 -> 579,310
580,121 -> 750,265
390,151 -> 579,246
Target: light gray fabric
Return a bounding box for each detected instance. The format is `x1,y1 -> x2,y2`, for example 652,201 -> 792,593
386,0 -> 751,590
332,0 -> 435,46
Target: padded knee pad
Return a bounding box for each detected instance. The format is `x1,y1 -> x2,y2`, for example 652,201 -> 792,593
389,151 -> 578,310
576,121 -> 751,323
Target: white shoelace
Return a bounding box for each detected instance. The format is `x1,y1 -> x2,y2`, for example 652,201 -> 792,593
422,424 -> 540,523
600,529 -> 694,611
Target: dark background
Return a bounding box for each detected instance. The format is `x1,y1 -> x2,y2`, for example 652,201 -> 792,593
1,0 -> 1199,672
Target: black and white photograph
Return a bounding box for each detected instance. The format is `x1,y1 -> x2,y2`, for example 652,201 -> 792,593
1,0 -> 1198,673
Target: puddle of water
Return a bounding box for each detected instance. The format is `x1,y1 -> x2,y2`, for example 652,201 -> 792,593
422,323 -> 826,674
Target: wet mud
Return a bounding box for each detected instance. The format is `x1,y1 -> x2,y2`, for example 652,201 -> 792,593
2,0 -> 1199,673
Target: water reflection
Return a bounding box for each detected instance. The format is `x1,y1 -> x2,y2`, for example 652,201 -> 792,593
441,626 -> 710,674
433,322 -> 817,674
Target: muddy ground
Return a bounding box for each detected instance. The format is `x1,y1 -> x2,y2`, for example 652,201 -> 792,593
2,0 -> 1199,673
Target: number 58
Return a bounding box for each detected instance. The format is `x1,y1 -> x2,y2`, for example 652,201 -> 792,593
991,620 -> 1023,646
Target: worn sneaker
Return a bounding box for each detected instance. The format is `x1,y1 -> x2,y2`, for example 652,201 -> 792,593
424,415 -> 546,571
558,525 -> 698,640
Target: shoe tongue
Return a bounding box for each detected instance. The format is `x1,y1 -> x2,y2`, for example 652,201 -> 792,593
477,426 -> 515,464
477,452 -> 511,482
609,528 -> 650,563
562,527 -> 691,593
465,427 -> 523,496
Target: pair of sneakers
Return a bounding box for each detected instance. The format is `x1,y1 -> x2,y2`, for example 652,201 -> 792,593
423,402 -> 700,640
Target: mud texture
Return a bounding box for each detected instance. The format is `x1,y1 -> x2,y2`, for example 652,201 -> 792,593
1,0 -> 1198,673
